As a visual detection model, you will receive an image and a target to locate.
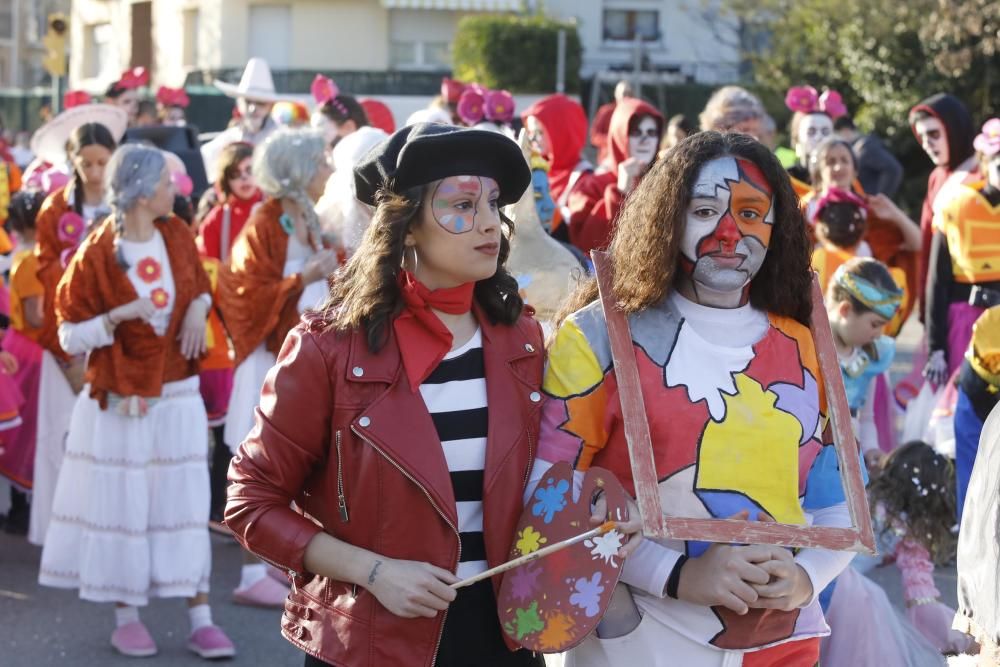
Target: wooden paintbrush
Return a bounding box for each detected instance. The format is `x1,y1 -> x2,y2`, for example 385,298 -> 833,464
450,520 -> 618,590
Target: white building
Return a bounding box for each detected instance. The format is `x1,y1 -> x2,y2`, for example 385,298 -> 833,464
68,0 -> 740,91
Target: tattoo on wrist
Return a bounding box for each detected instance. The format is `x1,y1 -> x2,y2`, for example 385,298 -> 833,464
368,559 -> 382,585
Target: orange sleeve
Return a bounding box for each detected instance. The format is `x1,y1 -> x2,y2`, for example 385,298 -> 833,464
11,253 -> 43,300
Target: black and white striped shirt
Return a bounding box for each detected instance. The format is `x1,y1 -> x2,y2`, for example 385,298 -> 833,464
419,328 -> 488,579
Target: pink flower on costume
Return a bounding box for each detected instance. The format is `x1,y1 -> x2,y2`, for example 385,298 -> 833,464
819,90 -> 848,119
311,75 -> 339,105
137,257 -> 162,284
785,86 -> 819,114
974,118 -> 1000,158
57,212 -> 85,245
150,288 -> 170,309
457,89 -> 485,126
484,90 -> 515,124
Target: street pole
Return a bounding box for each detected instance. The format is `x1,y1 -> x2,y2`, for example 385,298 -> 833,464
556,29 -> 566,94
52,75 -> 61,114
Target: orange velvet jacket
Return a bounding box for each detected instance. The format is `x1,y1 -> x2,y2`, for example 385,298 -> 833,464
56,216 -> 211,409
217,199 -> 305,368
35,184 -> 77,360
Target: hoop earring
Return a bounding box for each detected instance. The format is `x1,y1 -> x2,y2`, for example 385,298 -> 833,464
404,245 -> 418,273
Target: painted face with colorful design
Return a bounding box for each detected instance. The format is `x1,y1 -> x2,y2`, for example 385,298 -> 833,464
406,175 -> 503,289
532,169 -> 556,227
680,156 -> 775,296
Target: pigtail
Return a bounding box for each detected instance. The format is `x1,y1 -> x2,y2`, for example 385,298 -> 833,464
113,207 -> 129,269
288,188 -> 323,251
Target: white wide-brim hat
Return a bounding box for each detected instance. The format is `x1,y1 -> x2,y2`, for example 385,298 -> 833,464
30,104 -> 129,165
213,57 -> 296,104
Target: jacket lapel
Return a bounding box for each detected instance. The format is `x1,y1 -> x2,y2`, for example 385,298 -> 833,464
346,327 -> 459,527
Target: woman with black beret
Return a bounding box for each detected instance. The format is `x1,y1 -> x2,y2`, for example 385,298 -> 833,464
225,123 -> 548,666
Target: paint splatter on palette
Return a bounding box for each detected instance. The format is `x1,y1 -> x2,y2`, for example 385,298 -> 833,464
497,461 -> 629,652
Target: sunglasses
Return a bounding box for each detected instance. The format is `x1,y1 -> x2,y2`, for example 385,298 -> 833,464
628,128 -> 659,139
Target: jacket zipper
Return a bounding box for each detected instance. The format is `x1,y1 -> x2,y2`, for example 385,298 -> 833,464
254,551 -> 299,595
351,424 -> 460,667
335,430 -> 349,522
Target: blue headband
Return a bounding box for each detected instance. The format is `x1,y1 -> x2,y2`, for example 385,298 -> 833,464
833,265 -> 903,319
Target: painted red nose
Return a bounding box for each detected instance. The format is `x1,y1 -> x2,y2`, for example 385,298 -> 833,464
713,212 -> 741,252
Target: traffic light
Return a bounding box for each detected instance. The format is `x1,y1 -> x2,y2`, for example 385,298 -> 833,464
42,13 -> 68,77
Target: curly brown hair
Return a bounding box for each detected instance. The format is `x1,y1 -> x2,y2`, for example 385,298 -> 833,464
868,440 -> 957,565
554,131 -> 813,327
318,186 -> 524,351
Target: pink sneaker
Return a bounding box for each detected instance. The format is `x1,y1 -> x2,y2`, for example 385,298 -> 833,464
188,625 -> 236,659
232,575 -> 289,608
111,621 -> 158,657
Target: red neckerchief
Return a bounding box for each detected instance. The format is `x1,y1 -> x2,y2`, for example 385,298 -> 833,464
393,270 -> 475,391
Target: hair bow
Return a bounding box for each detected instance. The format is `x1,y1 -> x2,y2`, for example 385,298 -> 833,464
811,186 -> 868,225
974,118 -> 1000,158
457,88 -> 485,126
441,77 -> 466,104
785,85 -> 847,119
483,90 -> 515,124
311,74 -> 340,105
156,86 -> 190,108
63,90 -> 92,109
118,67 -> 149,89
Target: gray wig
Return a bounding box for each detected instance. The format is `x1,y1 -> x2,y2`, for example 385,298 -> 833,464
253,127 -> 326,247
105,144 -> 167,268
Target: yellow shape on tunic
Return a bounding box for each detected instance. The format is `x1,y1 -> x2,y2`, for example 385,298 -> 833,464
696,373 -> 806,525
542,319 -> 604,398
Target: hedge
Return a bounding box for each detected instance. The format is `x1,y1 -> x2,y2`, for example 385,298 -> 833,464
452,14 -> 582,94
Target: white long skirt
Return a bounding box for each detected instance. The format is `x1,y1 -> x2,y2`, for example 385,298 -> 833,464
28,350 -> 77,546
38,376 -> 211,607
223,345 -> 276,454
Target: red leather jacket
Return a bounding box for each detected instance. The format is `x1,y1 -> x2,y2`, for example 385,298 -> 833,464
226,306 -> 544,666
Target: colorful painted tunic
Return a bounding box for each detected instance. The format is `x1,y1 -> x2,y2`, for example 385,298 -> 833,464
538,292 -> 848,651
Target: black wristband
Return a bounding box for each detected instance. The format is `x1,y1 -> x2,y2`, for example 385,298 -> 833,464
666,554 -> 689,599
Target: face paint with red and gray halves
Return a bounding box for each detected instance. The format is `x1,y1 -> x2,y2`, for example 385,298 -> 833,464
679,156 -> 775,296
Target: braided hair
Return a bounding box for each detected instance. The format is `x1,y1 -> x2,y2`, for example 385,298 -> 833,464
67,123 -> 117,215
104,144 -> 166,269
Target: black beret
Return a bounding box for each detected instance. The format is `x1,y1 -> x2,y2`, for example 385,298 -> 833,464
353,123 -> 531,207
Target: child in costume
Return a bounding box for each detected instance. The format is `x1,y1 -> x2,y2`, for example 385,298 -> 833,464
0,191 -> 46,532
534,132 -> 855,666
869,442 -> 974,655
196,142 -> 262,263
821,441 -> 969,665
925,118 -> 1000,388
38,144 -> 235,659
825,258 -> 902,469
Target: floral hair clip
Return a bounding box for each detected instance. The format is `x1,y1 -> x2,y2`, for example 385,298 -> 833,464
118,67 -> 149,90
457,88 -> 485,126
974,118 -> 1000,159
156,86 -> 190,108
784,85 -> 847,119
811,186 -> 868,224
63,90 -> 92,109
311,74 -> 349,118
483,90 -> 515,124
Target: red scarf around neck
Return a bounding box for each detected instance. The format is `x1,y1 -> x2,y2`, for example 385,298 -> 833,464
393,270 -> 475,391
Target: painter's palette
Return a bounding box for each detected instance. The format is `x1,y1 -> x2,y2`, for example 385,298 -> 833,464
497,462 -> 629,652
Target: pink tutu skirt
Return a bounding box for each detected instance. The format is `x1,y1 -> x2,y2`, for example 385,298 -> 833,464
0,329 -> 42,489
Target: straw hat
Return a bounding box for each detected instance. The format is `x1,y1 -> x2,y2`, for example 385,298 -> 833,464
30,104 -> 128,165
213,58 -> 295,104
